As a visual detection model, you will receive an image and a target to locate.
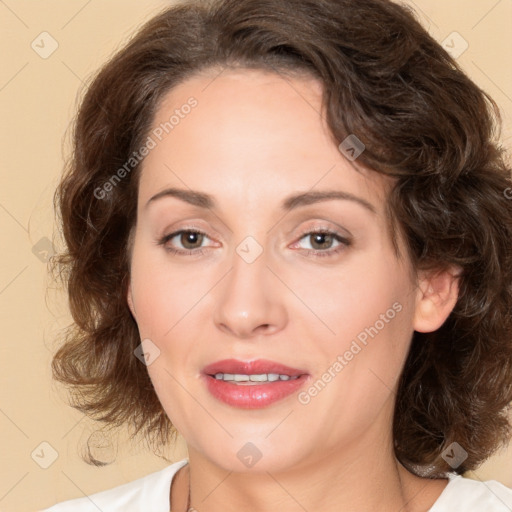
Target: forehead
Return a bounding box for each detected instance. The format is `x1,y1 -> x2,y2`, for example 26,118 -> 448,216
138,67 -> 392,217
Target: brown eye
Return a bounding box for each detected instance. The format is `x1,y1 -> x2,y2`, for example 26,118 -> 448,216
293,229 -> 351,258
157,229 -> 211,255
308,232 -> 336,250
178,231 -> 205,250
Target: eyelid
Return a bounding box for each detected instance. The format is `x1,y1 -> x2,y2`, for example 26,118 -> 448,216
293,218 -> 353,239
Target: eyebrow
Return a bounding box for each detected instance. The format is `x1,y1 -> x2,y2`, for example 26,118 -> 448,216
145,187 -> 377,214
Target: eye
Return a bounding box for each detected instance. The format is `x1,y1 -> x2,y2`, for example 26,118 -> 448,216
293,228 -> 351,258
157,229 -> 214,256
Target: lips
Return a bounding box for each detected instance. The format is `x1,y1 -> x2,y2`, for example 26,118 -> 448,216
202,358 -> 310,409
203,359 -> 306,377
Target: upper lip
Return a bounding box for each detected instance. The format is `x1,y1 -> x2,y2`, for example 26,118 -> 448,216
203,359 -> 307,377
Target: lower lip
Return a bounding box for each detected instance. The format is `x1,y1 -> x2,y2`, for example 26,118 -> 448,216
203,374 -> 309,409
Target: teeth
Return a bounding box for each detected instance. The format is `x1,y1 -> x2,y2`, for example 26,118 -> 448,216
213,373 -> 299,383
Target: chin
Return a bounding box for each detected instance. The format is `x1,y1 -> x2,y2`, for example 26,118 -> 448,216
195,437 -> 308,474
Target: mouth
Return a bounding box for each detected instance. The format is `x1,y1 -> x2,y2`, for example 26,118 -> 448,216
202,359 -> 310,409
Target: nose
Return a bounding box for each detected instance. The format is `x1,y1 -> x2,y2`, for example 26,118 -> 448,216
213,244 -> 287,339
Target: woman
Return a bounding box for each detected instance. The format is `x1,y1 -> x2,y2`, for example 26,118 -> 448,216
43,0 -> 512,510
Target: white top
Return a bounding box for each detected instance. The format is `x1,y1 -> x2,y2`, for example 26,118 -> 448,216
41,458 -> 512,511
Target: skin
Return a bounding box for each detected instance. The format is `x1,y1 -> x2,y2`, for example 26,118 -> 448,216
127,67 -> 460,512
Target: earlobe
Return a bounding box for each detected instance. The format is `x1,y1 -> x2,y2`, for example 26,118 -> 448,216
127,282 -> 136,319
413,266 -> 461,333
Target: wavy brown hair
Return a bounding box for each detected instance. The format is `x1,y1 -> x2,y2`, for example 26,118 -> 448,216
51,0 -> 512,475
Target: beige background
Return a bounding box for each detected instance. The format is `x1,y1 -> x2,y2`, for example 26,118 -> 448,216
0,1 -> 511,511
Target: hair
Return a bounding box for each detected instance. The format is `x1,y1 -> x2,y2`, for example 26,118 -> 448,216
51,0 -> 512,475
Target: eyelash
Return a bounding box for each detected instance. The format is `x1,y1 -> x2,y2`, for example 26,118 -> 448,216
156,227 -> 351,259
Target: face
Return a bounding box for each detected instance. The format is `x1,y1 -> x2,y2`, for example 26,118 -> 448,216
127,68 -> 422,473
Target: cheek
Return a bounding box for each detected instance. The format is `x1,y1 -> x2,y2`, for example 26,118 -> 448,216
287,251 -> 412,348
292,253 -> 415,407
129,243 -> 216,339
331,258 -> 414,372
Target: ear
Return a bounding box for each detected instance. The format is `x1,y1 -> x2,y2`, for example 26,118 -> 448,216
127,281 -> 136,319
413,266 -> 461,333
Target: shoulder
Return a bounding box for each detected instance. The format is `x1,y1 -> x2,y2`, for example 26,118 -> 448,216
40,458 -> 189,512
431,473 -> 512,511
